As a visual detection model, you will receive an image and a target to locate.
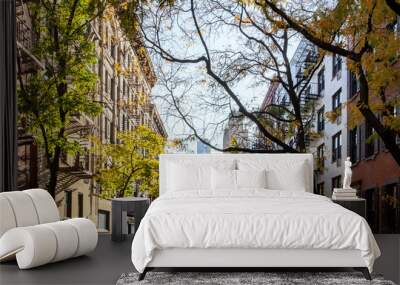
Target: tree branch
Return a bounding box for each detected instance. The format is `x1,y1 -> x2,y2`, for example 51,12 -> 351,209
386,0 -> 400,16
260,0 -> 359,60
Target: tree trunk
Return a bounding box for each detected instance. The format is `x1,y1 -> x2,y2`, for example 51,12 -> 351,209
47,146 -> 61,198
291,90 -> 306,153
357,103 -> 400,165
116,190 -> 124,198
358,67 -> 400,166
385,0 -> 400,16
296,126 -> 307,153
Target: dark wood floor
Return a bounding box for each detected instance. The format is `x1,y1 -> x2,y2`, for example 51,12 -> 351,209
0,234 -> 135,285
0,234 -> 399,285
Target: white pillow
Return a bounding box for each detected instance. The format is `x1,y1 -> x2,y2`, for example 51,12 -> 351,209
266,161 -> 307,191
238,159 -> 308,191
236,169 -> 267,189
211,168 -> 237,190
168,163 -> 211,191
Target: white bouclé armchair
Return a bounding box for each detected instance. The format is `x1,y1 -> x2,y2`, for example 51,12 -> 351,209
0,189 -> 98,269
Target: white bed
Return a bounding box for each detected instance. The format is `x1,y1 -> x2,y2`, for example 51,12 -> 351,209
131,154 -> 380,280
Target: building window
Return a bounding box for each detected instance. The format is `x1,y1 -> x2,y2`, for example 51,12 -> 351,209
123,80 -> 126,97
332,175 -> 342,190
65,191 -> 72,218
317,67 -> 325,96
78,192 -> 83,218
332,131 -> 342,162
111,78 -> 115,101
17,142 -> 37,189
365,122 -> 375,157
317,106 -> 325,132
84,151 -> 90,171
281,95 -> 288,106
332,53 -> 342,78
393,105 -> 400,145
316,182 -> 324,195
349,71 -> 359,98
305,85 -> 311,98
105,27 -> 109,48
332,88 -> 342,123
349,127 -> 358,162
104,117 -> 108,142
332,88 -> 341,111
98,210 -> 110,231
363,188 -> 378,232
111,43 -> 116,59
381,183 -> 400,233
98,61 -> 102,78
317,143 -> 325,170
110,121 -> 115,144
105,70 -> 109,94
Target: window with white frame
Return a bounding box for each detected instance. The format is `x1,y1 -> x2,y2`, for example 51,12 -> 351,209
332,88 -> 342,123
332,131 -> 342,162
317,106 -> 325,132
332,53 -> 342,78
317,67 -> 325,95
98,210 -> 110,231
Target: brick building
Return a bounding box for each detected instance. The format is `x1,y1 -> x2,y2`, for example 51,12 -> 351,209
347,70 -> 400,233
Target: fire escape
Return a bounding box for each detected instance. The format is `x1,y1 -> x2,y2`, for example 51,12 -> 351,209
16,0 -> 44,190
36,114 -> 96,196
54,113 -> 95,195
275,40 -> 321,149
294,43 -> 320,105
293,41 -> 321,147
16,0 -> 44,74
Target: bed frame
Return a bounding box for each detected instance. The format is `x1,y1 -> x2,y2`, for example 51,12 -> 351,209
139,154 -> 372,281
139,248 -> 371,280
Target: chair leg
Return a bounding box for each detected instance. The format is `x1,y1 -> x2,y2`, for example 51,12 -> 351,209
354,267 -> 371,280
138,268 -> 148,281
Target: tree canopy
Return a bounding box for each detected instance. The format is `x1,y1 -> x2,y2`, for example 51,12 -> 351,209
258,0 -> 400,165
17,0 -> 103,197
93,126 -> 165,198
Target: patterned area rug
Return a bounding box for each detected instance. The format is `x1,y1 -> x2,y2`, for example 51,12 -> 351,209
116,272 -> 396,285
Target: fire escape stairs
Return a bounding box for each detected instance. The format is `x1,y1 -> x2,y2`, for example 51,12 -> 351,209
295,52 -> 320,106
16,0 -> 44,73
65,120 -> 95,136
54,166 -> 93,195
294,50 -> 321,148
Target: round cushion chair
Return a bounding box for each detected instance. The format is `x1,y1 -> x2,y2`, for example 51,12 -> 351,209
0,189 -> 98,269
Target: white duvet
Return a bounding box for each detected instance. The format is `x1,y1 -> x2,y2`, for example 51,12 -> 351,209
131,190 -> 380,273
